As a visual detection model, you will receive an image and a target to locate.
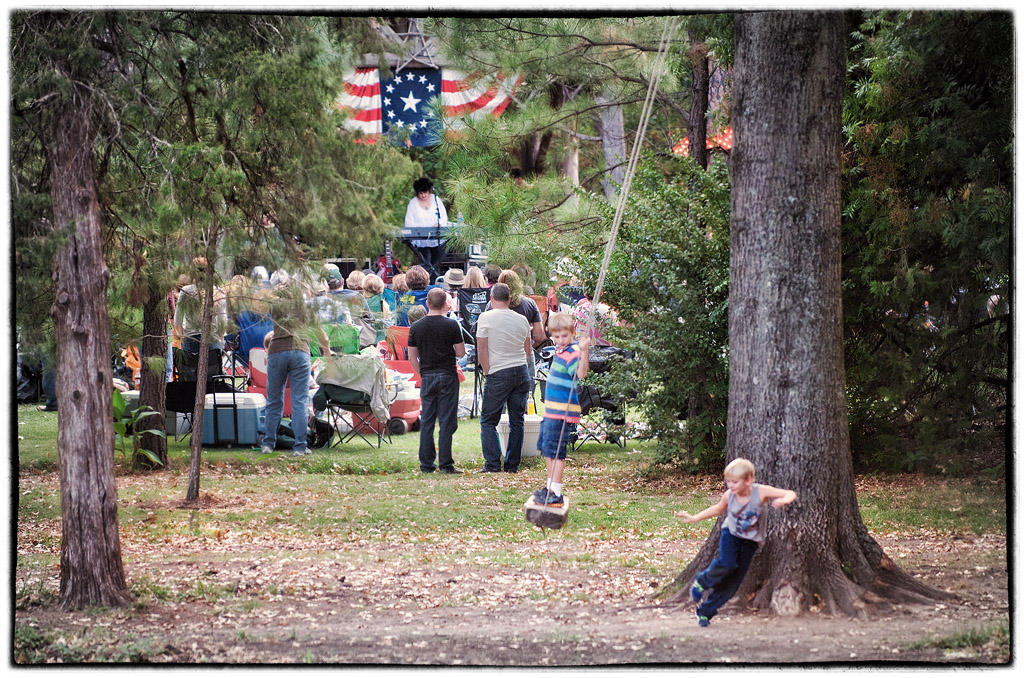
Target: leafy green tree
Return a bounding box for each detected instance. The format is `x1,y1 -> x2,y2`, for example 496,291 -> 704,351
11,11 -> 419,606
573,155 -> 731,468
842,10 -> 1011,473
428,17 -> 691,273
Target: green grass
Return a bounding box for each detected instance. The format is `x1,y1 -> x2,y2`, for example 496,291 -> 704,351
903,623 -> 1010,661
14,387 -> 1008,570
855,477 -> 1006,535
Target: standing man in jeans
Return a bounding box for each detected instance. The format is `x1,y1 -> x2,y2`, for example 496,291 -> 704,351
408,288 -> 466,474
475,283 -> 532,473
260,278 -> 329,457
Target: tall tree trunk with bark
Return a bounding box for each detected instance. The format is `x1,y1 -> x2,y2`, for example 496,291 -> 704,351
137,281 -> 169,467
667,11 -> 952,617
687,34 -> 710,171
46,76 -> 132,610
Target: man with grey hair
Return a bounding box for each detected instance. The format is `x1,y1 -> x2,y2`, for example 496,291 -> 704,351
475,283 -> 532,473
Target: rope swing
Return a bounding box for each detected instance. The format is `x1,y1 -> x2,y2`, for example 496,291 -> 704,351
526,17 -> 681,531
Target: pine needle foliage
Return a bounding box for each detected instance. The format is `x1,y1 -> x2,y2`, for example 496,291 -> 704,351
842,10 -> 1011,473
570,155 -> 731,469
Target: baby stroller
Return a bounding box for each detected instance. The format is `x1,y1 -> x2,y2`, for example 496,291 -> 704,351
535,345 -> 629,449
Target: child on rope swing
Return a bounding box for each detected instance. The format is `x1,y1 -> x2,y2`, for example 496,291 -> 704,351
676,458 -> 798,627
532,312 -> 590,507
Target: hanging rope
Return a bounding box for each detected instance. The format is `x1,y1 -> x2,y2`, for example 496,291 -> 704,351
586,16 -> 680,335
536,17 -> 681,512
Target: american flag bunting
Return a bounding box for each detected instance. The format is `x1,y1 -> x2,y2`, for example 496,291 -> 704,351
337,67 -> 522,146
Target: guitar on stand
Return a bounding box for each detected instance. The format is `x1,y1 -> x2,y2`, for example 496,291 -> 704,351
376,240 -> 401,285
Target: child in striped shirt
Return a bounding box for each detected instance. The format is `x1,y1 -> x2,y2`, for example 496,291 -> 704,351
533,312 -> 590,507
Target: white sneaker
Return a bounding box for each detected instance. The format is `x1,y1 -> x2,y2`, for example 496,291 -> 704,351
259,445 -> 274,455
292,449 -> 310,457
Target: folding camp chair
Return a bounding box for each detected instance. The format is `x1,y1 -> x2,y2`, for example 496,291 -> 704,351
316,384 -> 392,448
312,352 -> 395,448
570,385 -> 626,450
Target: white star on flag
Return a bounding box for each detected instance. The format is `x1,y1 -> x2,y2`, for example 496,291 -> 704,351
400,92 -> 421,112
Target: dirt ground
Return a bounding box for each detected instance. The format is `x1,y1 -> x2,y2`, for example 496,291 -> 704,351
14,531 -> 1010,665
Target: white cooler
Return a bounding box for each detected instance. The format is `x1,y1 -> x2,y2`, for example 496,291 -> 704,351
119,390 -> 185,436
202,392 -> 266,447
497,413 -> 544,457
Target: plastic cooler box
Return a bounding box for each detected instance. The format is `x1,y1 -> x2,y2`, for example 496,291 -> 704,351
497,413 -> 544,457
202,392 -> 266,446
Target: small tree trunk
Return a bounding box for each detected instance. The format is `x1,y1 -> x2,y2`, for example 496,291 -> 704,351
563,123 -> 580,207
46,79 -> 131,610
595,93 -> 627,202
519,130 -> 553,176
137,283 -> 169,468
184,294 -> 212,502
185,237 -> 219,503
687,34 -> 710,170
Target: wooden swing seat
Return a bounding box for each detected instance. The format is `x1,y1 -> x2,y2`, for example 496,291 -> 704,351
524,494 -> 570,529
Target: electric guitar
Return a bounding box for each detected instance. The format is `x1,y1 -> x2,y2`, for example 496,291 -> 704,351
376,240 -> 401,284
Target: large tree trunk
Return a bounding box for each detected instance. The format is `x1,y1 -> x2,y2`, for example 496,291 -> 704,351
46,76 -> 132,610
667,11 -> 952,617
137,283 -> 169,467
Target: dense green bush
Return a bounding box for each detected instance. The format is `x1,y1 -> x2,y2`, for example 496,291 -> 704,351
841,11 -> 1011,473
574,155 -> 731,470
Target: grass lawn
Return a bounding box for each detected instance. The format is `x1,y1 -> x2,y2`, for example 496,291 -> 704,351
15,374 -> 1006,559
12,382 -> 1009,665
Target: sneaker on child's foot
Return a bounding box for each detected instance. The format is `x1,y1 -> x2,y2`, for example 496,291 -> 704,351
690,580 -> 706,603
536,489 -> 564,508
532,487 -> 549,500
697,614 -> 711,628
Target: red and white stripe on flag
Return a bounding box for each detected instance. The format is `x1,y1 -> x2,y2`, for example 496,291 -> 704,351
337,67 -> 383,136
441,70 -> 523,130
336,68 -> 521,141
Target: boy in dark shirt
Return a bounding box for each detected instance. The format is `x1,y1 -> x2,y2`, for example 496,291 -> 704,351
408,288 -> 466,473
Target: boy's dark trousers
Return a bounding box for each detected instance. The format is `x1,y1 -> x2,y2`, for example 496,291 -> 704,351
695,526 -> 760,620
